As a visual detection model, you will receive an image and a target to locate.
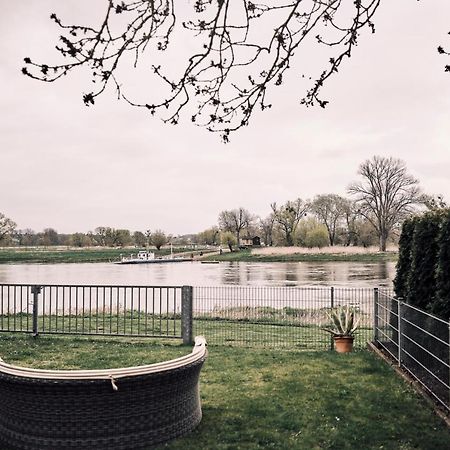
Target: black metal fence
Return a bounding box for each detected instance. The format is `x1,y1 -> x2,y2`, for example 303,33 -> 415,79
1,283 -> 393,350
0,284 -> 189,341
374,290 -> 450,413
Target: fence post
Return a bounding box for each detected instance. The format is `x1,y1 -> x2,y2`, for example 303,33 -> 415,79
373,288 -> 379,344
31,285 -> 41,337
398,300 -> 403,367
329,287 -> 335,351
181,286 -> 193,345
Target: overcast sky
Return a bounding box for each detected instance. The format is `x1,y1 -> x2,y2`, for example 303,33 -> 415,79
1,0 -> 449,235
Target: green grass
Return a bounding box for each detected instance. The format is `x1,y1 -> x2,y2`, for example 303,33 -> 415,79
206,249 -> 398,263
1,312 -> 372,349
0,334 -> 448,449
0,247 -> 196,264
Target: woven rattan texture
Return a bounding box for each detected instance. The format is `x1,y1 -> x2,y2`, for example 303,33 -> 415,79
0,358 -> 206,450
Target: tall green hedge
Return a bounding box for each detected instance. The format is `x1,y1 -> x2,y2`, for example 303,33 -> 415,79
395,209 -> 450,319
433,210 -> 450,318
406,213 -> 441,310
393,218 -> 416,299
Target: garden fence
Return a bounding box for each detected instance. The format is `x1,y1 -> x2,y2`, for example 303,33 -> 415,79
0,283 -> 381,349
193,286 -> 376,349
374,290 -> 450,413
0,284 -> 190,342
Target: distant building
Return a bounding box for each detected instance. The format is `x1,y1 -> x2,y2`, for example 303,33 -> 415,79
240,236 -> 261,247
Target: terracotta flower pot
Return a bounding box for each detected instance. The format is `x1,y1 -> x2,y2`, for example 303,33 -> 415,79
333,336 -> 354,353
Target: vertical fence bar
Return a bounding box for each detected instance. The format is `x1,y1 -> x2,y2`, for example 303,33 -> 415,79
31,285 -> 41,337
373,288 -> 379,343
181,285 -> 193,345
329,286 -> 335,350
398,300 -> 403,367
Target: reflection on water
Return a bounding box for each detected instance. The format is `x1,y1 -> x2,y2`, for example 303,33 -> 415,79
0,261 -> 395,287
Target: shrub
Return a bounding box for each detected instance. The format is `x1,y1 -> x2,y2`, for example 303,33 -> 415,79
406,213 -> 441,310
304,226 -> 329,248
433,209 -> 450,318
394,218 -> 416,300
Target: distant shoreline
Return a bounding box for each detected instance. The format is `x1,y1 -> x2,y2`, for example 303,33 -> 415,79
0,246 -> 398,264
0,247 -> 200,264
207,246 -> 398,263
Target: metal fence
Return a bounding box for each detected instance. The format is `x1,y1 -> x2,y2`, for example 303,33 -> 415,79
0,284 -> 189,341
374,290 -> 450,413
0,284 -> 381,349
193,286 -> 377,349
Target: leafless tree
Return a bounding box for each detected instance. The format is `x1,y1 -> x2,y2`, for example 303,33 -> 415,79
151,229 -> 169,250
197,226 -> 220,245
0,213 -> 17,242
348,156 -> 422,252
311,194 -> 349,246
271,198 -> 309,246
259,213 -> 276,247
22,0 -> 381,141
218,207 -> 253,245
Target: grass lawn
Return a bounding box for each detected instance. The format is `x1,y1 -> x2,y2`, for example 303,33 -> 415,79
0,334 -> 448,449
206,249 -> 398,263
1,313 -> 373,350
0,247 -> 201,264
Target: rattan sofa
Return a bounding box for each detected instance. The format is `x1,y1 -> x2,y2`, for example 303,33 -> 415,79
0,336 -> 207,450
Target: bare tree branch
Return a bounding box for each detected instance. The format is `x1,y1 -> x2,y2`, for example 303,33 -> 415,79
22,0 -> 381,141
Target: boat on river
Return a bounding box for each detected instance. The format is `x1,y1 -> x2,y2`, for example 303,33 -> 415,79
116,250 -> 192,265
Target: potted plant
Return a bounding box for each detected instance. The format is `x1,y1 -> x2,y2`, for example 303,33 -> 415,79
323,305 -> 359,353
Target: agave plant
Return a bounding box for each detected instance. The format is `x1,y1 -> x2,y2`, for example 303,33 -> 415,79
323,306 -> 360,337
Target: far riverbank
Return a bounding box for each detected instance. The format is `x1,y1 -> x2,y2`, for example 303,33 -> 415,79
0,246 -> 398,264
206,246 -> 398,263
0,247 -> 204,264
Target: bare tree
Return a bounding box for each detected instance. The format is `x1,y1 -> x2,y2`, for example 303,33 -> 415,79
94,226 -> 108,246
348,156 -> 422,252
259,213 -> 276,247
311,194 -> 349,246
22,1 -> 382,141
0,213 -> 17,242
197,227 -> 220,246
151,229 -> 168,250
271,198 -> 309,246
218,208 -> 253,246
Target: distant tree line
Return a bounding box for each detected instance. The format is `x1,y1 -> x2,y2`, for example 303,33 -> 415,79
0,225 -> 177,251
199,156 -> 429,252
0,156 -> 442,252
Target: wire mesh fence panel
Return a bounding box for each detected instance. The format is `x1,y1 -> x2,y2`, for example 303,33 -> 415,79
401,303 -> 449,412
375,291 -> 449,413
375,290 -> 400,362
0,284 -> 183,338
193,286 -> 376,348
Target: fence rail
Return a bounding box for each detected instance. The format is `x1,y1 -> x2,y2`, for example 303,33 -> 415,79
0,284 -> 187,341
0,284 -> 380,349
375,291 -> 450,413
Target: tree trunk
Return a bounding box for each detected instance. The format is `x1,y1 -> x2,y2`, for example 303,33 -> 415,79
286,229 -> 294,246
379,231 -> 388,252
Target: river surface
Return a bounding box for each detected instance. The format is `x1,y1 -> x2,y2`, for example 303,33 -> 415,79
0,261 -> 395,288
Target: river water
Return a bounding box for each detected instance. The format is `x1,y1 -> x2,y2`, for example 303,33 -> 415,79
0,261 -> 395,288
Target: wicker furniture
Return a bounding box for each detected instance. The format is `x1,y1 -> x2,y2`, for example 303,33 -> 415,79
0,336 -> 207,450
